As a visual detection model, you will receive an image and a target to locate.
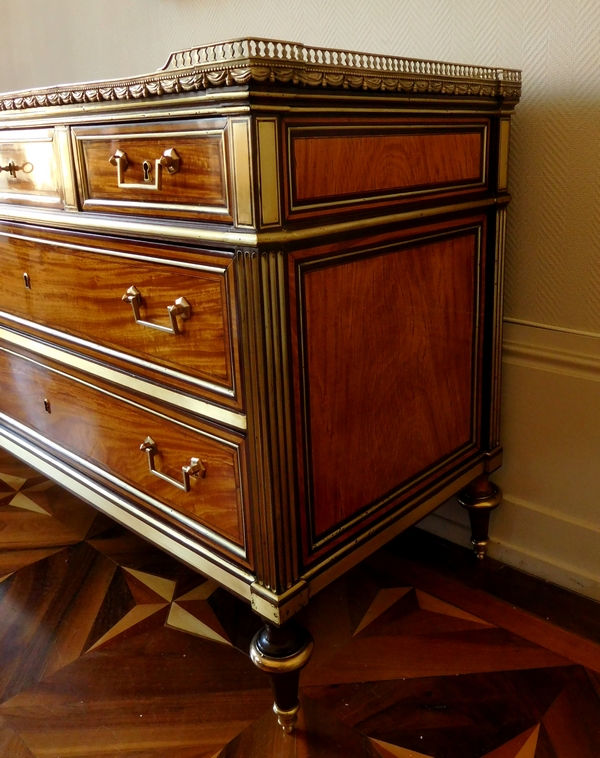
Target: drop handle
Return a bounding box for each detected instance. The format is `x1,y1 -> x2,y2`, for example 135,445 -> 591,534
122,285 -> 191,335
108,148 -> 180,190
140,436 -> 205,492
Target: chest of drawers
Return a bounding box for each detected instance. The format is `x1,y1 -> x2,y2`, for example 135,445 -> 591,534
0,39 -> 520,739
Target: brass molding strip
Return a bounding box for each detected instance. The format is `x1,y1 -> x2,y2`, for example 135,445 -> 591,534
251,460 -> 487,621
0,310 -> 235,399
0,196 -> 500,246
259,197 -> 500,243
0,227 -> 231,270
54,125 -> 78,211
229,118 -> 255,227
302,461 -> 485,599
0,204 -> 256,244
0,194 -> 62,207
257,118 -> 281,226
249,88 -> 515,111
498,118 -> 511,191
0,423 -> 254,598
0,327 -> 247,430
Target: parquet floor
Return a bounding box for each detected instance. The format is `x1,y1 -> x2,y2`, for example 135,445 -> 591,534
0,448 -> 598,757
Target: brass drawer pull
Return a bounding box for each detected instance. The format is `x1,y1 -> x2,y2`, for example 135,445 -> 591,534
122,285 -> 191,335
108,148 -> 180,190
0,160 -> 33,178
140,436 -> 205,492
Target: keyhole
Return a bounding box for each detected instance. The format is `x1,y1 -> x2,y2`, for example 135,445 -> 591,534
142,160 -> 152,182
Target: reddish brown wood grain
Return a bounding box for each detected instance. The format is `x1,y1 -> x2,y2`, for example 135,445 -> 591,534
0,232 -> 234,390
300,232 -> 478,538
0,345 -> 245,548
291,129 -> 484,204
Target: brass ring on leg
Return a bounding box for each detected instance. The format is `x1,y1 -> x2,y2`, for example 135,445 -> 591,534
249,632 -> 314,674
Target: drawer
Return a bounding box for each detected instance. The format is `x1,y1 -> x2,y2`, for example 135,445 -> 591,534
284,118 -> 490,220
0,342 -> 247,557
72,120 -> 232,221
0,227 -> 240,406
0,128 -> 68,209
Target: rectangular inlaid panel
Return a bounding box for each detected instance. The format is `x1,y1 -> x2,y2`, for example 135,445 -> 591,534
73,120 -> 230,220
299,230 -> 480,541
289,125 -> 486,212
0,230 -> 237,397
0,344 -> 246,551
0,128 -> 62,208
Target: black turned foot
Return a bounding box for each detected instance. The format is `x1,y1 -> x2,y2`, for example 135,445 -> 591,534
249,621 -> 313,734
457,474 -> 502,560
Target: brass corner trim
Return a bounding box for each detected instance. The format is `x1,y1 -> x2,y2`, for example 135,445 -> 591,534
250,580 -> 309,625
0,38 -> 520,113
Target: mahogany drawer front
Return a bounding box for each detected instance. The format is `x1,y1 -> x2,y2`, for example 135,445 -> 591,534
0,229 -> 239,403
0,128 -> 66,209
72,120 -> 232,221
0,343 -> 247,556
285,119 -> 489,219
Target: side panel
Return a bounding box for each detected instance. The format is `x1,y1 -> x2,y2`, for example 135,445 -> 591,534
290,216 -> 488,563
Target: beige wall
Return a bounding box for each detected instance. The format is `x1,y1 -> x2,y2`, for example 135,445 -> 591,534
2,0 -> 599,596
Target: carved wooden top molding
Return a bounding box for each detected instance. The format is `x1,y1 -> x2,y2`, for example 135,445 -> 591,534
0,38 -> 522,112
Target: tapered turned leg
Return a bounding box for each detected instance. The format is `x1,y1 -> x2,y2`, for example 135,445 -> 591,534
456,474 -> 502,559
249,620 -> 313,734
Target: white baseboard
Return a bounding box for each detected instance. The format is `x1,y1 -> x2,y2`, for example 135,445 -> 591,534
418,320 -> 600,603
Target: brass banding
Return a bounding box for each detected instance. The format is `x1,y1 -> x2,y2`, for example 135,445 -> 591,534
249,633 -> 314,674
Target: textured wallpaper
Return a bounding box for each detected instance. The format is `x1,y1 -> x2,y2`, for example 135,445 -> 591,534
2,0 -> 599,334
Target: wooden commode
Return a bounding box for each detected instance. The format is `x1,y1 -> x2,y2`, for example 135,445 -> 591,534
0,39 -> 520,743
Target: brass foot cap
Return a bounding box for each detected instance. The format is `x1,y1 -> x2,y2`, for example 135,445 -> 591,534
471,538 -> 488,560
273,702 -> 300,734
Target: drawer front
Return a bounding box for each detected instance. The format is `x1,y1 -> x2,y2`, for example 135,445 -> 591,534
0,128 -> 64,208
0,228 -> 239,403
0,343 -> 247,555
285,119 -> 489,220
72,120 -> 232,221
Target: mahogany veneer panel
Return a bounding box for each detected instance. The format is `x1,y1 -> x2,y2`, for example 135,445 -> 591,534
299,230 -> 479,538
290,125 -> 486,208
0,345 -> 246,549
0,231 -> 234,391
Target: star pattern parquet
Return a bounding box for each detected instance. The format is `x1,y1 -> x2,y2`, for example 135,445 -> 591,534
0,447 -> 598,757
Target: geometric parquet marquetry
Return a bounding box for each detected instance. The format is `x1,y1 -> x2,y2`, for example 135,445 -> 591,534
0,448 -> 598,757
